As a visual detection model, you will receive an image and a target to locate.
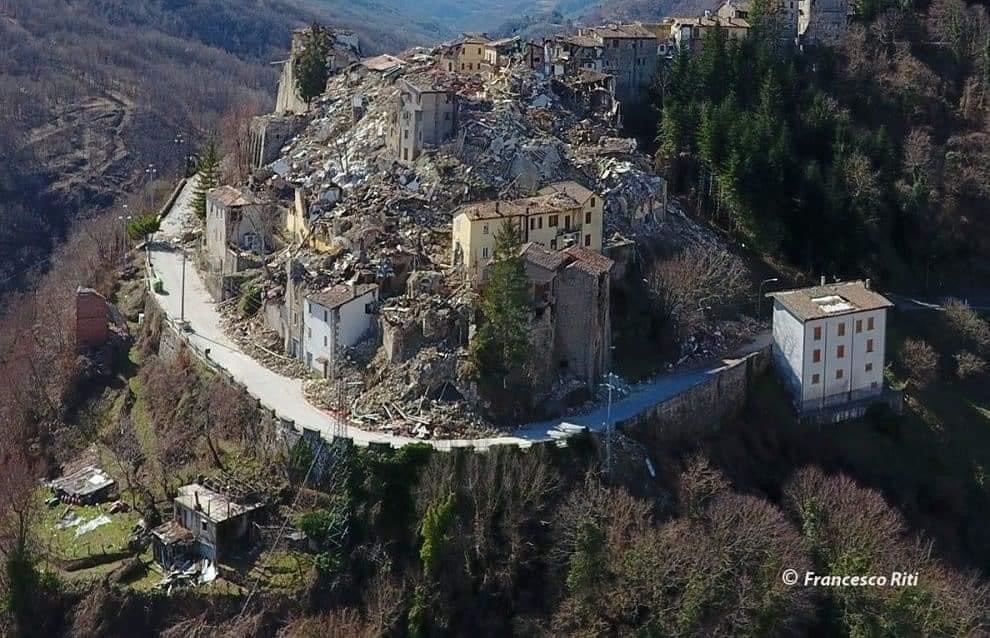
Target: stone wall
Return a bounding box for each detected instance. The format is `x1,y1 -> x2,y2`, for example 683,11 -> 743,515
621,346 -> 771,450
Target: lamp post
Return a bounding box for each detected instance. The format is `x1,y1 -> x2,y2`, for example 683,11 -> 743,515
697,294 -> 719,313
757,277 -> 780,318
600,371 -> 619,479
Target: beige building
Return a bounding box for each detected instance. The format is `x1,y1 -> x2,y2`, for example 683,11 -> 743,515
440,35 -> 490,74
670,14 -> 751,52
717,0 -> 798,44
387,78 -> 458,164
482,36 -> 522,72
451,181 -> 603,279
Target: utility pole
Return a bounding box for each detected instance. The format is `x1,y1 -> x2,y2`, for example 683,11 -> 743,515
180,249 -> 187,322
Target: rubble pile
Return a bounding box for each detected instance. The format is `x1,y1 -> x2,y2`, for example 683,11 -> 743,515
220,36 -> 734,438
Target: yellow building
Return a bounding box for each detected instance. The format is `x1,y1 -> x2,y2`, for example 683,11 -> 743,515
441,35 -> 490,74
451,181 -> 603,279
286,186 -> 338,253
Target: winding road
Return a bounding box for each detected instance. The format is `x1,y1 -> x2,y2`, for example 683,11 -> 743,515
148,178 -> 769,449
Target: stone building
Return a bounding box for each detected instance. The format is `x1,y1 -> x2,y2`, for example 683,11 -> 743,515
275,27 -> 362,115
768,279 -> 894,417
387,78 -> 459,164
451,181 -> 604,279
204,186 -> 278,284
798,0 -> 849,46
518,243 -> 614,395
577,24 -> 659,106
248,114 -> 305,170
546,34 -> 605,76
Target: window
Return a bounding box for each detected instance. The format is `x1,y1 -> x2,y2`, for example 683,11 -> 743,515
404,129 -> 409,140
403,148 -> 409,161
585,211 -> 592,224
584,234 -> 591,247
837,345 -> 845,359
812,373 -> 820,384
867,317 -> 875,330
813,326 -> 822,340
591,196 -> 596,208
482,246 -> 489,258
324,336 -> 328,347
323,310 -> 328,322
856,319 -> 862,333
813,349 -> 821,363
201,519 -> 208,532
836,369 -> 844,380
307,327 -> 311,338
549,214 -> 558,227
866,338 -> 874,353
483,224 -> 489,235
529,218 -> 536,230
865,362 -> 873,372
837,322 -> 846,336
538,217 -> 543,229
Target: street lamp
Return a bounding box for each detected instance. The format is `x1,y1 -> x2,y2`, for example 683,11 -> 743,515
600,371 -> 620,479
697,294 -> 719,313
757,277 -> 780,318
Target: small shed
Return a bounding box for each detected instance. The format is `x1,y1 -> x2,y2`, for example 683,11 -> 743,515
51,465 -> 117,505
151,520 -> 196,570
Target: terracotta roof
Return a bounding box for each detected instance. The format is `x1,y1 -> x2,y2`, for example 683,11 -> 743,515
539,181 -> 596,204
307,283 -> 378,311
454,185 -> 590,222
768,281 -> 893,321
208,185 -> 260,208
564,246 -> 614,276
520,242 -> 570,272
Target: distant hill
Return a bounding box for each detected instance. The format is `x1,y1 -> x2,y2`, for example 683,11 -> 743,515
0,0 -> 445,292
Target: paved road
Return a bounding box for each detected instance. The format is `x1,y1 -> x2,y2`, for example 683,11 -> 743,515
147,178 -> 770,448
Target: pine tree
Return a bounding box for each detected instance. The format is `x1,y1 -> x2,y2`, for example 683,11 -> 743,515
191,137 -> 220,220
470,220 -> 532,421
295,24 -> 331,106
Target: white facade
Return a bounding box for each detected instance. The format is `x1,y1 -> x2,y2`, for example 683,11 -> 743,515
770,281 -> 891,413
303,285 -> 378,377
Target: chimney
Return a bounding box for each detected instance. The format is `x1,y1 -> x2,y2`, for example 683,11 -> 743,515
194,490 -> 201,511
820,275 -> 826,286
865,278 -> 871,290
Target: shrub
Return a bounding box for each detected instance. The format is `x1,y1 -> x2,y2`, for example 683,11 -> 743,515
899,339 -> 938,389
954,351 -> 987,380
944,299 -> 990,355
237,284 -> 262,318
127,214 -> 160,241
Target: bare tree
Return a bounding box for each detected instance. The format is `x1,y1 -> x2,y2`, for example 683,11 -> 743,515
103,413 -> 146,508
647,244 -> 749,335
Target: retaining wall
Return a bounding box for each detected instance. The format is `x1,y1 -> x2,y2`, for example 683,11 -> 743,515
620,346 -> 771,449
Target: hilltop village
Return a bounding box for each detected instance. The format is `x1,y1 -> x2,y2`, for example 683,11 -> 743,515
189,2 -> 851,438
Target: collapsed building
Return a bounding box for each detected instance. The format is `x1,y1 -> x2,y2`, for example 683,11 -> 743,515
212,25 -> 689,437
